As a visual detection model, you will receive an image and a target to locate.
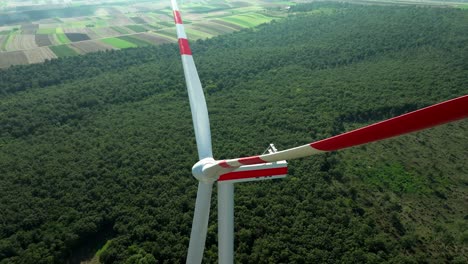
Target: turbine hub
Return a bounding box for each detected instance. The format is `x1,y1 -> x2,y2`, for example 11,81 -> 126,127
192,158 -> 217,183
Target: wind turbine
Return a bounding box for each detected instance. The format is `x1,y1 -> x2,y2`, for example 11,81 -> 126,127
169,1 -> 468,263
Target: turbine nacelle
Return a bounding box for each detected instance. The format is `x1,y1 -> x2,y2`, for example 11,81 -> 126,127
192,144 -> 289,184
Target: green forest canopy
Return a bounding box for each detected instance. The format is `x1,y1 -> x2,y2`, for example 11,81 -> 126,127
0,2 -> 467,263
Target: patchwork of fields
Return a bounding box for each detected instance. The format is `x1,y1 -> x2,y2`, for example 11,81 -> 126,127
0,0 -> 292,68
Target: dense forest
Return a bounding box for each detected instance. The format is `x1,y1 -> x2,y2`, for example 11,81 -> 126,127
0,2 -> 467,263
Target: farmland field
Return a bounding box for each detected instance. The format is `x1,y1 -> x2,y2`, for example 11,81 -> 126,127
92,27 -> 122,37
154,29 -> 177,40
110,26 -> 130,34
130,16 -> 146,24
219,13 -> 274,28
21,23 -> 38,34
64,33 -> 91,42
0,35 -> 7,50
0,0 -> 295,67
63,28 -> 99,39
1,33 -> 15,51
55,28 -> 71,44
117,35 -> 152,47
190,22 -> 236,35
184,28 -> 213,40
49,44 -> 78,57
156,21 -> 174,28
0,50 -> 28,68
36,28 -> 56,34
126,24 -> 148,33
35,34 -> 53,46
101,37 -> 137,49
132,32 -> 175,45
71,40 -> 115,53
210,19 -> 244,30
8,34 -> 38,50
24,46 -> 57,63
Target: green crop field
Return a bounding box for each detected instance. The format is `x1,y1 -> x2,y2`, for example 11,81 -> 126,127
110,26 -> 130,34
37,28 -> 56,34
49,44 -> 78,57
126,25 -> 147,33
153,30 -> 177,40
94,18 -> 109,27
145,24 -> 162,30
157,21 -> 175,28
55,28 -> 71,44
101,37 -> 138,49
219,13 -> 274,28
185,28 -> 214,39
229,5 -> 264,14
1,32 -> 15,51
64,20 -> 89,28
117,35 -> 152,47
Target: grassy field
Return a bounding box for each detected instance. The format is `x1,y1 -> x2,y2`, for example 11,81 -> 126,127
49,44 -> 78,57
101,37 -> 138,48
219,13 -> 275,28
126,24 -> 147,33
55,28 -> 71,44
185,28 -> 213,40
153,30 -> 177,40
117,35 -> 152,47
37,28 -> 56,34
1,32 -> 15,51
110,26 -> 130,34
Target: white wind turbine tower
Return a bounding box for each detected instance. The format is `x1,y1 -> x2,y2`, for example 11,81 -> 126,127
169,1 -> 468,263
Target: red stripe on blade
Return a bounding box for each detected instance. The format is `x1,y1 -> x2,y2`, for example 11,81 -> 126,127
311,95 -> 468,151
238,156 -> 266,165
218,161 -> 232,168
178,38 -> 192,55
218,167 -> 288,181
173,11 -> 183,24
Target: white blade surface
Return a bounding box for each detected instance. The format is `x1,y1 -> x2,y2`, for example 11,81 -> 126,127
187,182 -> 213,264
172,0 -> 213,160
171,1 -> 214,263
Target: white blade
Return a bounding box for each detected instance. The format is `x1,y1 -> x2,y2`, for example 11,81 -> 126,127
172,0 -> 213,160
171,1 -> 214,263
187,182 -> 213,264
211,95 -> 467,171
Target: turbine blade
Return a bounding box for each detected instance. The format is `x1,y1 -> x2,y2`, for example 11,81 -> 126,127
187,182 -> 213,264
215,95 -> 468,169
171,0 -> 213,160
